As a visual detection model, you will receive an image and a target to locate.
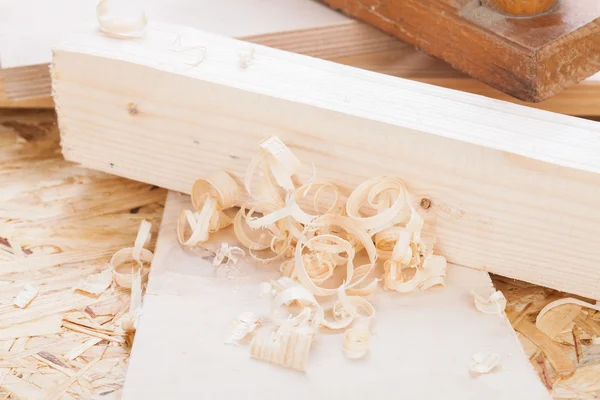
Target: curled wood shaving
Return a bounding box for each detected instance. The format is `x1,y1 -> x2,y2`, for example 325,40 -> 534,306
178,171 -> 238,247
74,268 -> 113,295
121,270 -> 143,332
321,286 -> 375,331
469,352 -> 500,376
536,298 -> 600,329
213,243 -> 245,267
346,176 -> 410,232
472,290 -> 507,315
111,220 -> 153,289
187,136 -> 449,370
245,136 -> 300,205
343,321 -> 371,360
270,286 -> 323,327
96,0 -> 147,37
345,180 -> 447,293
225,312 -> 261,344
13,284 -> 38,308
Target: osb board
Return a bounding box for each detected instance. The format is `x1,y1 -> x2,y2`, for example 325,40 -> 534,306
123,192 -> 550,400
0,109 -> 166,399
0,109 -> 599,398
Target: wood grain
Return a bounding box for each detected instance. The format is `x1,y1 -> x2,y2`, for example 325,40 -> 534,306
0,109 -> 166,399
123,191 -> 550,400
3,18 -> 600,114
319,0 -> 600,101
483,0 -> 557,16
52,21 -> 600,300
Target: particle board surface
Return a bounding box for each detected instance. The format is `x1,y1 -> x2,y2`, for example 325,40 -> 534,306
53,21 -> 600,300
122,191 -> 550,400
0,109 -> 166,399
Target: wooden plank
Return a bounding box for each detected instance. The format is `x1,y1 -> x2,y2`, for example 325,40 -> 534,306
3,2 -> 600,113
318,0 -> 600,102
122,191 -> 550,399
0,65 -> 51,102
52,21 -> 600,300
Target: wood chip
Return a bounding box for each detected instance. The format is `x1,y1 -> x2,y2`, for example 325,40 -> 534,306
13,284 -> 38,308
62,322 -> 125,344
572,326 -> 583,364
46,355 -> 102,400
516,320 -> 575,378
0,315 -> 62,341
74,268 -> 112,295
469,352 -> 500,376
64,338 -> 103,361
250,325 -> 315,372
32,352 -> 74,377
536,303 -> 581,339
472,289 -> 507,315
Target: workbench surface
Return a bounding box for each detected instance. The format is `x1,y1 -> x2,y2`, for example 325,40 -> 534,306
0,109 -> 598,399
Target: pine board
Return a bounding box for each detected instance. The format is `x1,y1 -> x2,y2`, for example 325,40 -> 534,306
52,21 -> 600,300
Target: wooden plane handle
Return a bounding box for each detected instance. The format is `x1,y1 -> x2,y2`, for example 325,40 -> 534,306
482,0 -> 558,16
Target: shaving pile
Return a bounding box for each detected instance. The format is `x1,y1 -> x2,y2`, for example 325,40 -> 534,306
178,136 -> 447,371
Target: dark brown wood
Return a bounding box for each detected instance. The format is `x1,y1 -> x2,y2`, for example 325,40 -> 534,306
319,0 -> 600,102
483,0 -> 558,16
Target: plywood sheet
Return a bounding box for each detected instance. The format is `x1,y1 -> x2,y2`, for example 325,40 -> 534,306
122,192 -> 550,400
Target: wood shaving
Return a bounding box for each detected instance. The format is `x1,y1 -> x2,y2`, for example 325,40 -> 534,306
111,220 -> 153,289
213,243 -> 245,267
249,324 -> 315,372
472,290 -> 507,315
96,0 -> 147,37
178,171 -> 238,247
183,136 -> 448,371
342,321 -> 371,359
13,284 -> 38,308
470,352 -> 500,376
536,298 -> 600,329
121,271 -> 143,332
225,312 -> 261,344
74,268 -> 113,295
